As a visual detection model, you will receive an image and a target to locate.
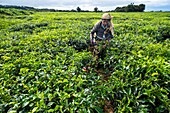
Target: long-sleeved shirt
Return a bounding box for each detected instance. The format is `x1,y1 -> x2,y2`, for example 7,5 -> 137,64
90,20 -> 114,40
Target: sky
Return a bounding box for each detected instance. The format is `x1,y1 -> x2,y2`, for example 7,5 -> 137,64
0,0 -> 170,11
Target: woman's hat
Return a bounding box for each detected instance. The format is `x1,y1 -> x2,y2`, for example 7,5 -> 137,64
102,13 -> 113,20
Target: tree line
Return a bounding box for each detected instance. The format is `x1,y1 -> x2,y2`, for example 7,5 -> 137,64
114,3 -> 145,12
0,4 -> 145,12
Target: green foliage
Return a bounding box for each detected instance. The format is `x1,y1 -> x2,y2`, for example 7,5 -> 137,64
0,9 -> 170,112
0,8 -> 34,16
115,3 -> 145,12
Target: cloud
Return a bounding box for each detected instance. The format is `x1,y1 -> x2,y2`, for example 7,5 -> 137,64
0,0 -> 170,11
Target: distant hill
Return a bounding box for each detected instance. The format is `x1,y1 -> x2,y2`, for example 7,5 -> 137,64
0,6 -> 34,16
0,5 -> 83,12
0,5 -> 35,10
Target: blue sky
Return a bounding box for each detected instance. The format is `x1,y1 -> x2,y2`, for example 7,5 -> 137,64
0,0 -> 170,11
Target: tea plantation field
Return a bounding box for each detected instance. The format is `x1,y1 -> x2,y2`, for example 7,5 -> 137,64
0,8 -> 170,112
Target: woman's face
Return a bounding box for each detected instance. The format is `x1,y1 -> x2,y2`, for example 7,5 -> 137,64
102,19 -> 110,27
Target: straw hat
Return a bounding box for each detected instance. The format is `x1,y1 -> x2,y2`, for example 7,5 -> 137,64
102,13 -> 113,20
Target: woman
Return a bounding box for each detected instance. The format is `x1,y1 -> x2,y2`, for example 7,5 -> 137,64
90,13 -> 114,45
83,13 -> 114,72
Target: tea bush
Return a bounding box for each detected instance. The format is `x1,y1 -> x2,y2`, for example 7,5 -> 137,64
0,9 -> 170,112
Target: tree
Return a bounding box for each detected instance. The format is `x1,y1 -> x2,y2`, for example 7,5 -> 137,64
71,9 -> 76,12
127,3 -> 135,12
77,7 -> 81,12
94,7 -> 98,12
139,4 -> 145,12
114,3 -> 145,12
